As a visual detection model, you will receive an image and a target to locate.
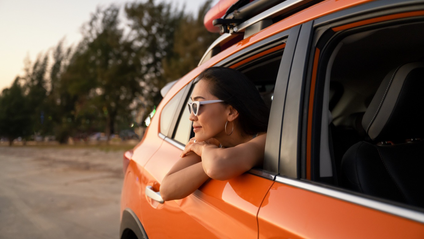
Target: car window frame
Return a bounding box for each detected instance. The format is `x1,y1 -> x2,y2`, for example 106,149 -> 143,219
159,84 -> 190,138
274,0 -> 424,224
309,0 -> 424,182
160,28 -> 298,177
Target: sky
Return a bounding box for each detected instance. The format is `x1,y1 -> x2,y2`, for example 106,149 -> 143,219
0,0 -> 214,91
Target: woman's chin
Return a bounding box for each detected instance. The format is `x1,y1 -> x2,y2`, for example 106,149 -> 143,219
194,134 -> 206,142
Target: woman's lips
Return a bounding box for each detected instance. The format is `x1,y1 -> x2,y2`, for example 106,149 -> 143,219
193,126 -> 202,133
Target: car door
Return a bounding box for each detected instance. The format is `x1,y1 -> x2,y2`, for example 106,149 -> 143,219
138,27 -> 299,238
258,1 -> 424,238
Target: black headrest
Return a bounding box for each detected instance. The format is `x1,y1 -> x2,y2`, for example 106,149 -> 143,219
362,62 -> 424,141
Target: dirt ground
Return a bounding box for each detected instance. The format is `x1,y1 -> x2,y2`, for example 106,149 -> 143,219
0,144 -> 134,239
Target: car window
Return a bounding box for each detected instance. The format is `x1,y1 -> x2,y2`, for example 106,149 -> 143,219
169,43 -> 286,148
173,95 -> 192,144
160,87 -> 186,137
309,16 -> 424,207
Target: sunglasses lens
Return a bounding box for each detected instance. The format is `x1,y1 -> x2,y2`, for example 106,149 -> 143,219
188,102 -> 198,115
192,103 -> 198,115
187,103 -> 192,114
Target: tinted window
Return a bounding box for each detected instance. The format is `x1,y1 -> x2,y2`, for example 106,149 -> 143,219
160,88 -> 186,136
173,99 -> 192,144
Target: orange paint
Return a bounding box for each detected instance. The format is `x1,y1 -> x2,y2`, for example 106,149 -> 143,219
259,182 -> 424,238
306,48 -> 320,180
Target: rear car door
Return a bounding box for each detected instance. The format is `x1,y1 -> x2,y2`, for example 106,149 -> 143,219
139,27 -> 299,238
258,1 -> 424,238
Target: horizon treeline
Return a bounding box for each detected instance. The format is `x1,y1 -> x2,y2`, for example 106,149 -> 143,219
0,0 -> 217,145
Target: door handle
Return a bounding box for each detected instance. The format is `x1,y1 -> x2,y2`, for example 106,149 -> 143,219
145,186 -> 164,203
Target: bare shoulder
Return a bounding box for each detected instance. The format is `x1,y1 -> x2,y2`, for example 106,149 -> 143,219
245,132 -> 267,144
234,132 -> 267,151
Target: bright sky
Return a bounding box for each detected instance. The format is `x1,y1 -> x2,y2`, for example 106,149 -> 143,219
0,0 -> 214,91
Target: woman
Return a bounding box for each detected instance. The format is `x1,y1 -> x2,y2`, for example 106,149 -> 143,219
160,67 -> 269,201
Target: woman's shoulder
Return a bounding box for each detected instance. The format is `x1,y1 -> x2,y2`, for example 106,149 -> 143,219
242,132 -> 267,146
254,132 -> 267,139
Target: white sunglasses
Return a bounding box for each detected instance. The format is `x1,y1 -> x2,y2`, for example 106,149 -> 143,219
187,100 -> 224,116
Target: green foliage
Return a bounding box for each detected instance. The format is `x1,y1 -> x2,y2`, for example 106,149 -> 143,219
163,0 -> 216,81
3,0 -> 220,143
46,39 -> 77,143
66,4 -> 143,138
0,78 -> 32,145
124,0 -> 185,114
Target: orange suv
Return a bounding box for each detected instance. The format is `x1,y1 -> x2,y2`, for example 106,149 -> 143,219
120,0 -> 424,238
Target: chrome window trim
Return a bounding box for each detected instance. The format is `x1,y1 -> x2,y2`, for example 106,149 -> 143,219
158,132 -> 166,140
234,0 -> 306,33
159,132 -> 185,150
163,136 -> 185,150
248,168 -> 276,180
276,176 -> 424,224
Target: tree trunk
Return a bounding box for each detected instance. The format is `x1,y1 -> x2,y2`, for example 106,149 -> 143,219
105,116 -> 116,143
8,138 -> 13,146
105,117 -> 111,143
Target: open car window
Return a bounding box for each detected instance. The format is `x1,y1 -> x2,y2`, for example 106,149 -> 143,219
170,43 -> 286,147
311,17 -> 424,208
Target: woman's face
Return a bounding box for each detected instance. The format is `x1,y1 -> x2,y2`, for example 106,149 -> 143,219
189,80 -> 228,141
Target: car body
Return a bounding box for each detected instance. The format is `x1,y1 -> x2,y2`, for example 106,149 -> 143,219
120,0 -> 424,238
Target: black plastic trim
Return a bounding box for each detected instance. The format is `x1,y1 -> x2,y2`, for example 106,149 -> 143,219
120,208 -> 148,239
279,21 -> 313,178
263,26 -> 300,174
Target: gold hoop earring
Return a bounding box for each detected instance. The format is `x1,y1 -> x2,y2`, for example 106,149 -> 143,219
225,121 -> 234,136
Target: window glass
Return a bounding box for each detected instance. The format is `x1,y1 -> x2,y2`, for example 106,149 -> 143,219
160,88 -> 185,136
174,101 -> 192,144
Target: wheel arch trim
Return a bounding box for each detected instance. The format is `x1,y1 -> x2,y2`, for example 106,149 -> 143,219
120,208 -> 148,239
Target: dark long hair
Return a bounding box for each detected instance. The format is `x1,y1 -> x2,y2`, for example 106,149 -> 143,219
196,67 -> 269,135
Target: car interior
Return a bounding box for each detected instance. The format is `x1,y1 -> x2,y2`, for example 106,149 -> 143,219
237,50 -> 283,110
320,20 -> 424,208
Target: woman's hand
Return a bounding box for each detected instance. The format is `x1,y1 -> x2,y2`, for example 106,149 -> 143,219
180,138 -> 220,158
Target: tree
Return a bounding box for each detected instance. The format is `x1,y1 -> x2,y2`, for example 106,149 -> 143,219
45,39 -> 77,143
125,0 -> 185,116
163,0 -> 217,81
64,4 -> 143,139
21,53 -> 49,137
0,77 -> 32,145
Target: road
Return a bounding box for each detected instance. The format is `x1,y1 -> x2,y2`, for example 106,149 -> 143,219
0,146 -> 127,239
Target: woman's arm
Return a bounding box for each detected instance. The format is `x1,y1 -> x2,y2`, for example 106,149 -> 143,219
161,133 -> 266,200
160,153 -> 209,201
201,134 -> 266,180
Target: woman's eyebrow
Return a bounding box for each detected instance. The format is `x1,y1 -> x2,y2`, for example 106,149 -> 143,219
191,96 -> 205,101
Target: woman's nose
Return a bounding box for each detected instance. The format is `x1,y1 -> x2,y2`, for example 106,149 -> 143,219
189,111 -> 197,121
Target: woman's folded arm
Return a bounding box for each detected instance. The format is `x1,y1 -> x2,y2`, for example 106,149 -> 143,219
160,154 -> 209,201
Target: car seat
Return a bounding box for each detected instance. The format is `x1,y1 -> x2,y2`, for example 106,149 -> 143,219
341,62 -> 424,207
